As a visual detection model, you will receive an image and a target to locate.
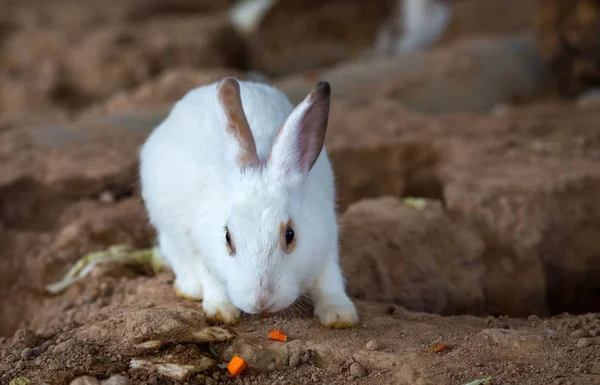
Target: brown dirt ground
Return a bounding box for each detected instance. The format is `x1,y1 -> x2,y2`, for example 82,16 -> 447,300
2,1 -> 600,385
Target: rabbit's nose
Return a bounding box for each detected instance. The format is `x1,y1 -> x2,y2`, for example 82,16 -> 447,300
254,277 -> 274,310
255,290 -> 272,311
256,296 -> 268,310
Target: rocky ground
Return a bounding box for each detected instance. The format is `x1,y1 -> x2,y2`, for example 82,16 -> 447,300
2,0 -> 600,384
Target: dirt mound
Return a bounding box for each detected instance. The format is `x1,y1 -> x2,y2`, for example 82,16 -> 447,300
0,0 -> 247,121
2,275 -> 600,384
340,197 -> 487,316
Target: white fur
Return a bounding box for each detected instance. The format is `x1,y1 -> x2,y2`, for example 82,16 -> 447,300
139,79 -> 357,326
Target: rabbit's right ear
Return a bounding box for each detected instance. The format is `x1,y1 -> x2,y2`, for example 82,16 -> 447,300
216,78 -> 260,171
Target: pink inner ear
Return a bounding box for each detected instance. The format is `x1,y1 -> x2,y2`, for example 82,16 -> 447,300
280,130 -> 310,179
269,82 -> 330,181
295,113 -> 320,174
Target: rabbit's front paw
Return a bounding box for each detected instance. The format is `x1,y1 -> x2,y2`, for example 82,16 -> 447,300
173,277 -> 203,301
314,296 -> 359,329
202,295 -> 241,325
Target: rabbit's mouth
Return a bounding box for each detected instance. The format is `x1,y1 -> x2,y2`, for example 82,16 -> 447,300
233,294 -> 298,315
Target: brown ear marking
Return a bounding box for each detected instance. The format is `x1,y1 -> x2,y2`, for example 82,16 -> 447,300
217,78 -> 260,169
279,219 -> 297,254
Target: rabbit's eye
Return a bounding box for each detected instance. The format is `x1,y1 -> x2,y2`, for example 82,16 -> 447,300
280,220 -> 296,253
285,227 -> 295,244
225,227 -> 235,255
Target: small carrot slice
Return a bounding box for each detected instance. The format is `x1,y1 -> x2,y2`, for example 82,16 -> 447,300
267,329 -> 288,342
429,342 -> 447,353
227,355 -> 247,376
263,311 -> 269,317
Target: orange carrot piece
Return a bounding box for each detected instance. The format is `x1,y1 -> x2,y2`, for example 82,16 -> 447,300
227,355 -> 247,376
263,311 -> 269,317
429,342 -> 447,353
267,329 -> 288,342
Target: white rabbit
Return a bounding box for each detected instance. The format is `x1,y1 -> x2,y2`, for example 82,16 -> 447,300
139,77 -> 358,328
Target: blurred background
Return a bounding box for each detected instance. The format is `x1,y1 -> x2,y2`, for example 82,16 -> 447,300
1,0 -> 598,119
0,0 -> 570,122
2,0 -> 600,382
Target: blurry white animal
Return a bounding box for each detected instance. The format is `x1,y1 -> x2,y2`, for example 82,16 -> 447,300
229,0 -> 277,37
229,0 -> 453,56
375,0 -> 453,55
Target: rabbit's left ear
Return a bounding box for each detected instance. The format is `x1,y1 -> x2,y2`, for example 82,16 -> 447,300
267,81 -> 331,185
216,77 -> 260,171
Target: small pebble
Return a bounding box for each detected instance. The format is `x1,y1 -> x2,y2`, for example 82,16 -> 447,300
570,329 -> 587,338
366,340 -> 380,351
15,360 -> 25,370
349,362 -> 366,378
301,350 -> 314,364
42,341 -> 53,352
31,346 -> 43,357
289,354 -> 300,367
21,348 -> 32,359
36,356 -> 44,365
82,294 -> 98,304
46,345 -> 55,354
212,371 -> 221,380
6,354 -> 18,363
205,378 -> 215,385
577,338 -> 592,348
311,373 -> 319,383
49,360 -> 60,371
266,363 -> 277,372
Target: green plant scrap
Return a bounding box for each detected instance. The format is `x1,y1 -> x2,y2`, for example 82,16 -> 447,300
9,378 -> 31,385
206,344 -> 219,358
403,197 -> 427,210
45,245 -> 165,294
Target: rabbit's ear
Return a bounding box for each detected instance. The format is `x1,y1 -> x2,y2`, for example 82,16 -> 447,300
216,77 -> 260,170
268,81 -> 331,185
